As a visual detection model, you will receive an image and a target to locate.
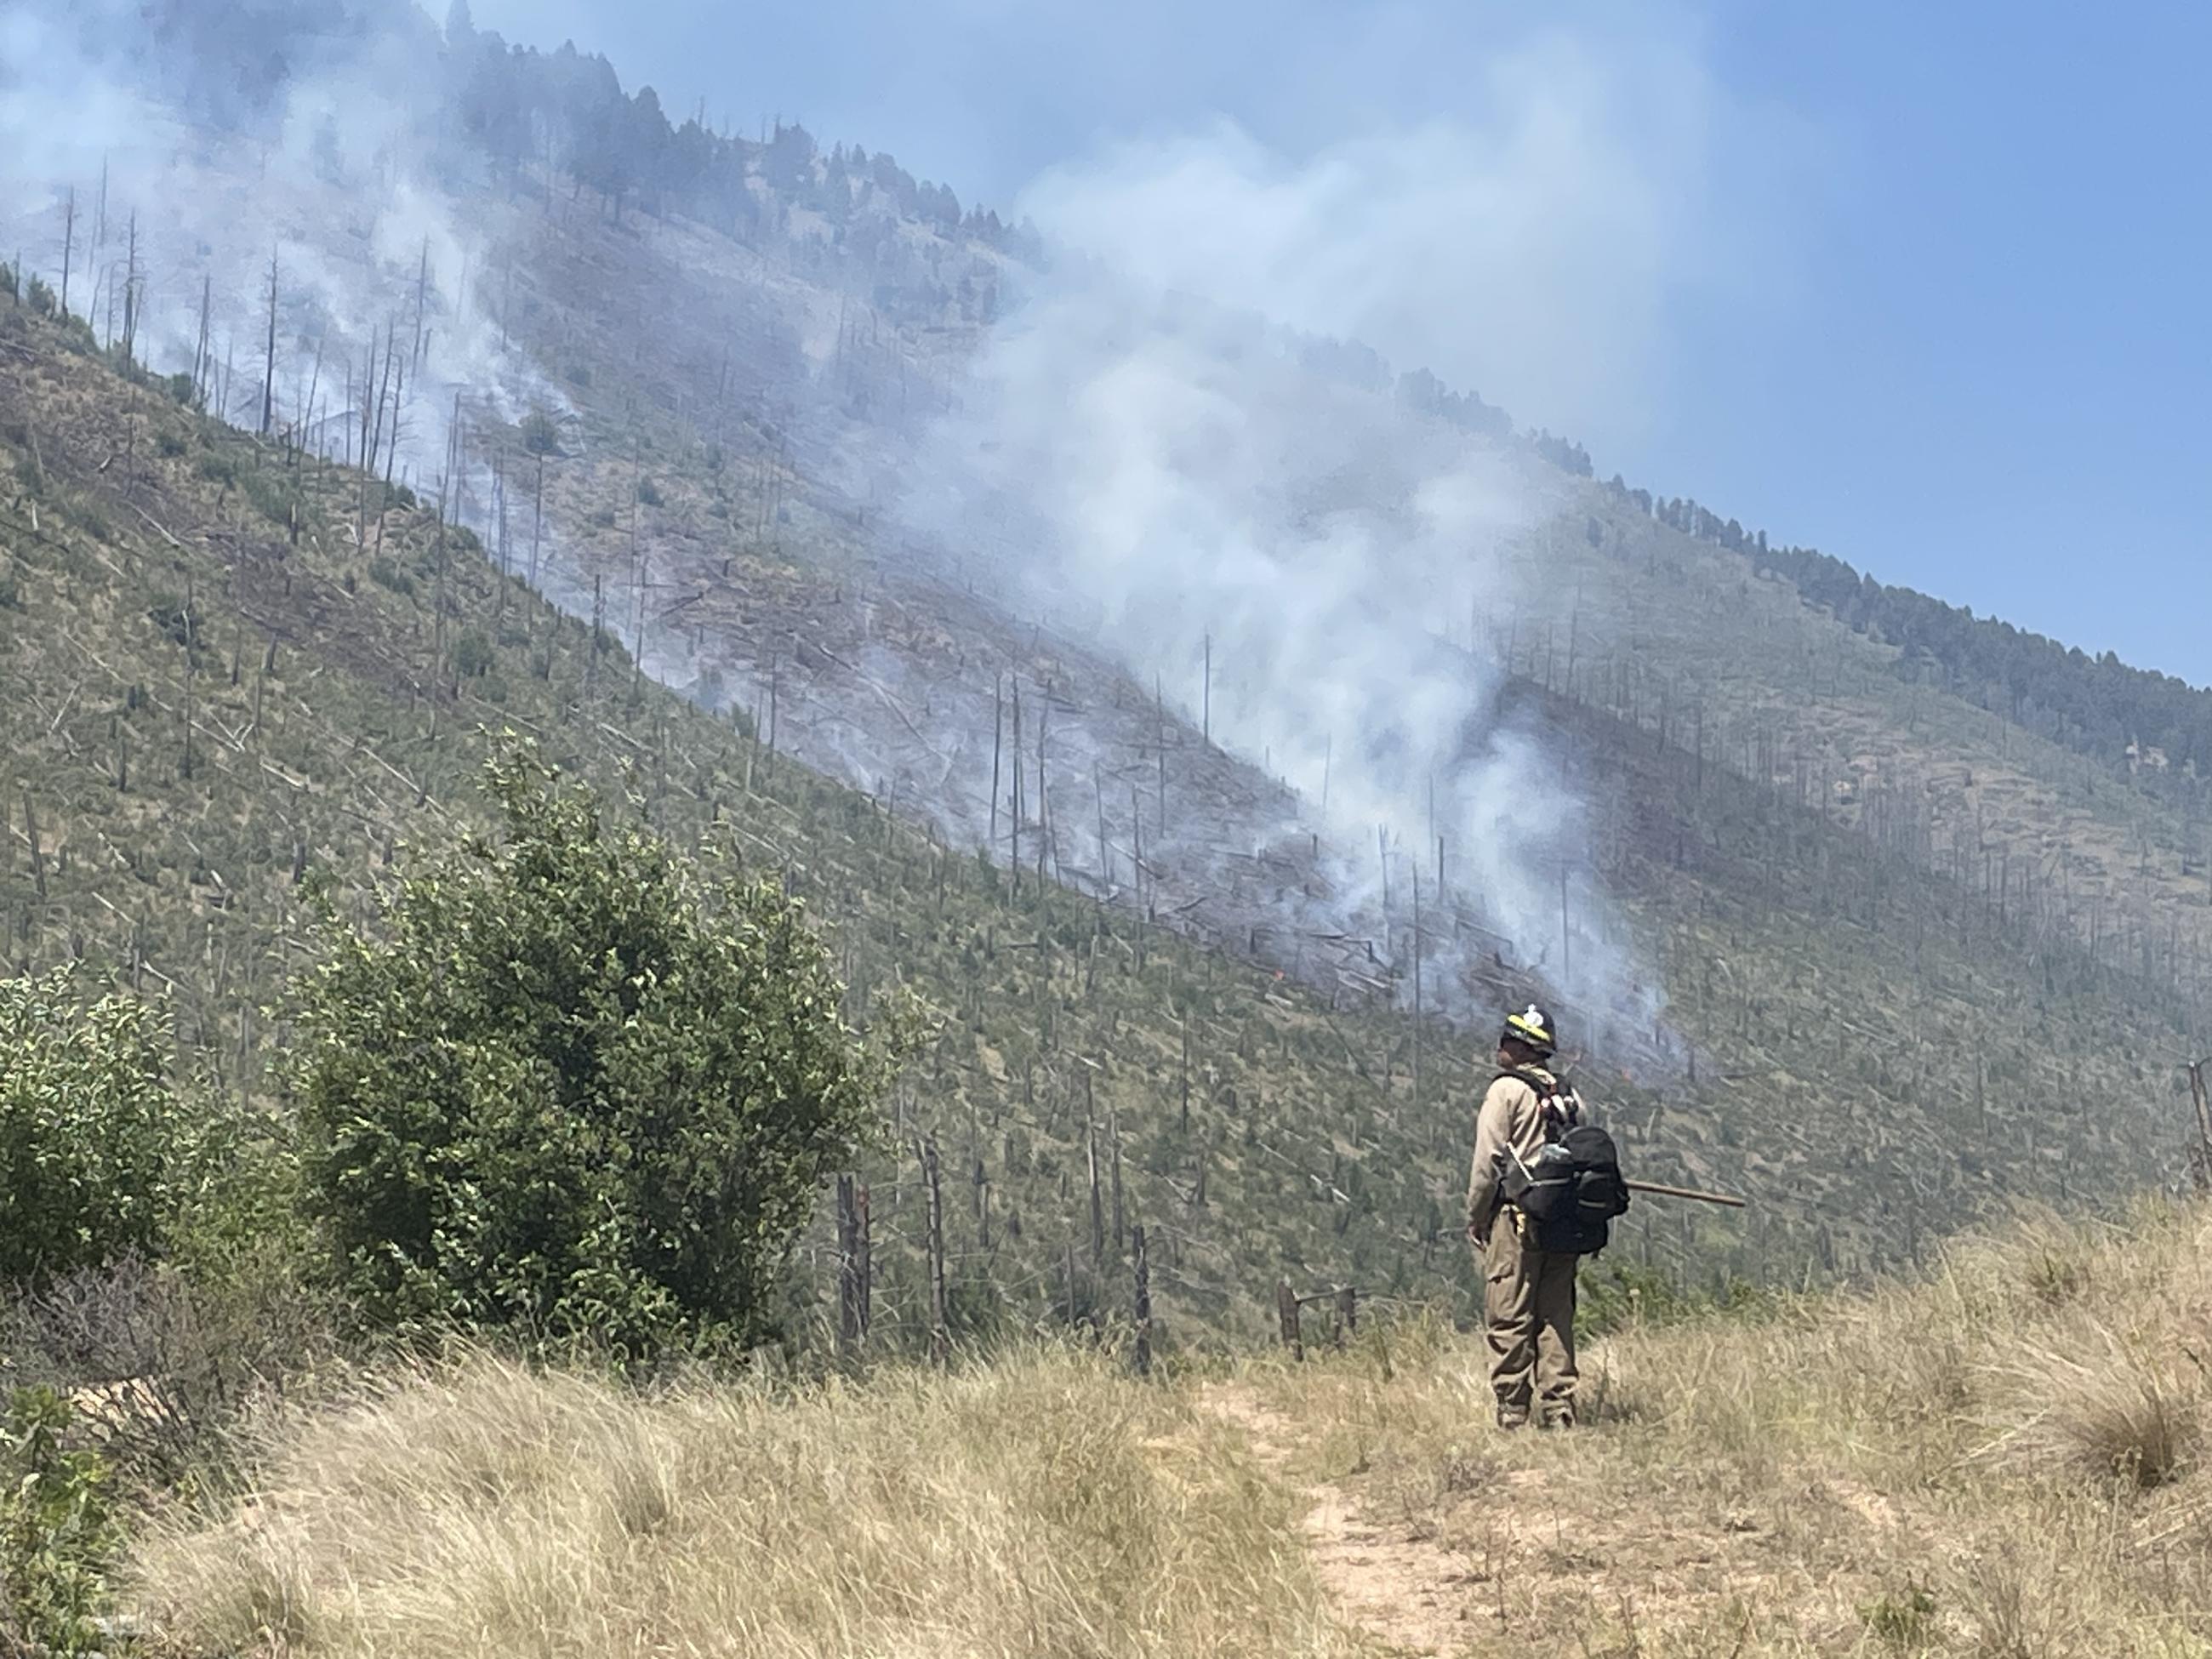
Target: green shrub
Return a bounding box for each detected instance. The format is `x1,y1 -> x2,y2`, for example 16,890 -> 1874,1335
453,627 -> 493,678
239,466 -> 298,526
145,592 -> 191,648
0,971 -> 189,1282
1860,1578 -> 1937,1648
0,1386 -> 122,1656
294,744 -> 909,1359
195,452 -> 237,487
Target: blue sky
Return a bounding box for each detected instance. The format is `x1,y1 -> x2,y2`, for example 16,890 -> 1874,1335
474,0 -> 2209,687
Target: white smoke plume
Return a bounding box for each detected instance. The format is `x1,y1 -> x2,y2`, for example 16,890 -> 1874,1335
897,40 -> 1747,1033
0,0 -> 548,511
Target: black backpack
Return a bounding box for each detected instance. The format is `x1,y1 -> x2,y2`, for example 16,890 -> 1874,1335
1496,1073 -> 1632,1257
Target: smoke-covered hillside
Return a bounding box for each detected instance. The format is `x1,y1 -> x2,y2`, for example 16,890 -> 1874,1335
3,0 -> 2209,1291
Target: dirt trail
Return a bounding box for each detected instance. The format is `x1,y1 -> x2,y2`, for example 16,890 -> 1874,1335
1200,1381 -> 1886,1656
1203,1387 -> 1480,1656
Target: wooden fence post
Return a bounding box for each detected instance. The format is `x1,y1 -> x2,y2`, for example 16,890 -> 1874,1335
1276,1279 -> 1303,1361
1132,1223 -> 1152,1377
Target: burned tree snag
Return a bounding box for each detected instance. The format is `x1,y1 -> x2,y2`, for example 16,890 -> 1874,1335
921,1134 -> 949,1364
260,248 -> 280,436
1131,1223 -> 1152,1377
989,672 -> 1002,857
1086,1115 -> 1104,1267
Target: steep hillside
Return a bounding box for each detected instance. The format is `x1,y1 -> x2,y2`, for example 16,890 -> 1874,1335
2,290 -> 2203,1340
443,192 -> 2212,1268
436,151 -> 2212,1037
0,4 -> 2207,1333
0,300 -> 1494,1347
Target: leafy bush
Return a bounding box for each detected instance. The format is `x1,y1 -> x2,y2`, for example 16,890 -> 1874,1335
366,554 -> 414,596
239,466 -> 298,527
0,971 -> 190,1283
454,628 -> 494,678
0,1387 -> 122,1656
1860,1578 -> 1937,1649
294,744 -> 905,1358
145,592 -> 192,649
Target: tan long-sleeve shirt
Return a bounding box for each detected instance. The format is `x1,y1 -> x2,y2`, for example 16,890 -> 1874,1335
1465,1069 -> 1559,1240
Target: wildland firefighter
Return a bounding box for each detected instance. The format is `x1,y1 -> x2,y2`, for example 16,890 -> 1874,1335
1465,1005 -> 1632,1430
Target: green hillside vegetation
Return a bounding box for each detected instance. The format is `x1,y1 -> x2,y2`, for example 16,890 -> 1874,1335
0,296 -> 1508,1355
445,196 -> 2212,1271
1515,487 -> 2212,944
1616,480 -> 2212,788
4,274 -> 2206,1352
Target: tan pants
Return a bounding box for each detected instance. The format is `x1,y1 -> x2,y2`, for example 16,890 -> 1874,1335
1480,1211 -> 1578,1422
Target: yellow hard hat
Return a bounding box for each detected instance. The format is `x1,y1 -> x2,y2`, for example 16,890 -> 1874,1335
1502,1004 -> 1556,1055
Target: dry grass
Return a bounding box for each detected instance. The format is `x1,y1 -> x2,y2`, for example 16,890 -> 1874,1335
1238,1199 -> 2212,1656
129,1345 -> 1368,1659
128,1203 -> 2212,1657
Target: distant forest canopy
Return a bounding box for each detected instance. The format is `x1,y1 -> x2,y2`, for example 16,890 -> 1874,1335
438,3 -> 1044,266
1596,482 -> 2211,784
78,0 -> 2202,786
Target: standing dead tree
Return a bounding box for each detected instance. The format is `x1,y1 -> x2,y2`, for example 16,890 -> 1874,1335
119,212 -> 140,363
259,248 -> 280,436
1131,1223 -> 1153,1377
2188,1058 -> 2212,1194
835,1173 -> 873,1355
920,1132 -> 949,1365
58,187 -> 74,320
191,275 -> 212,410
989,672 -> 1003,857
